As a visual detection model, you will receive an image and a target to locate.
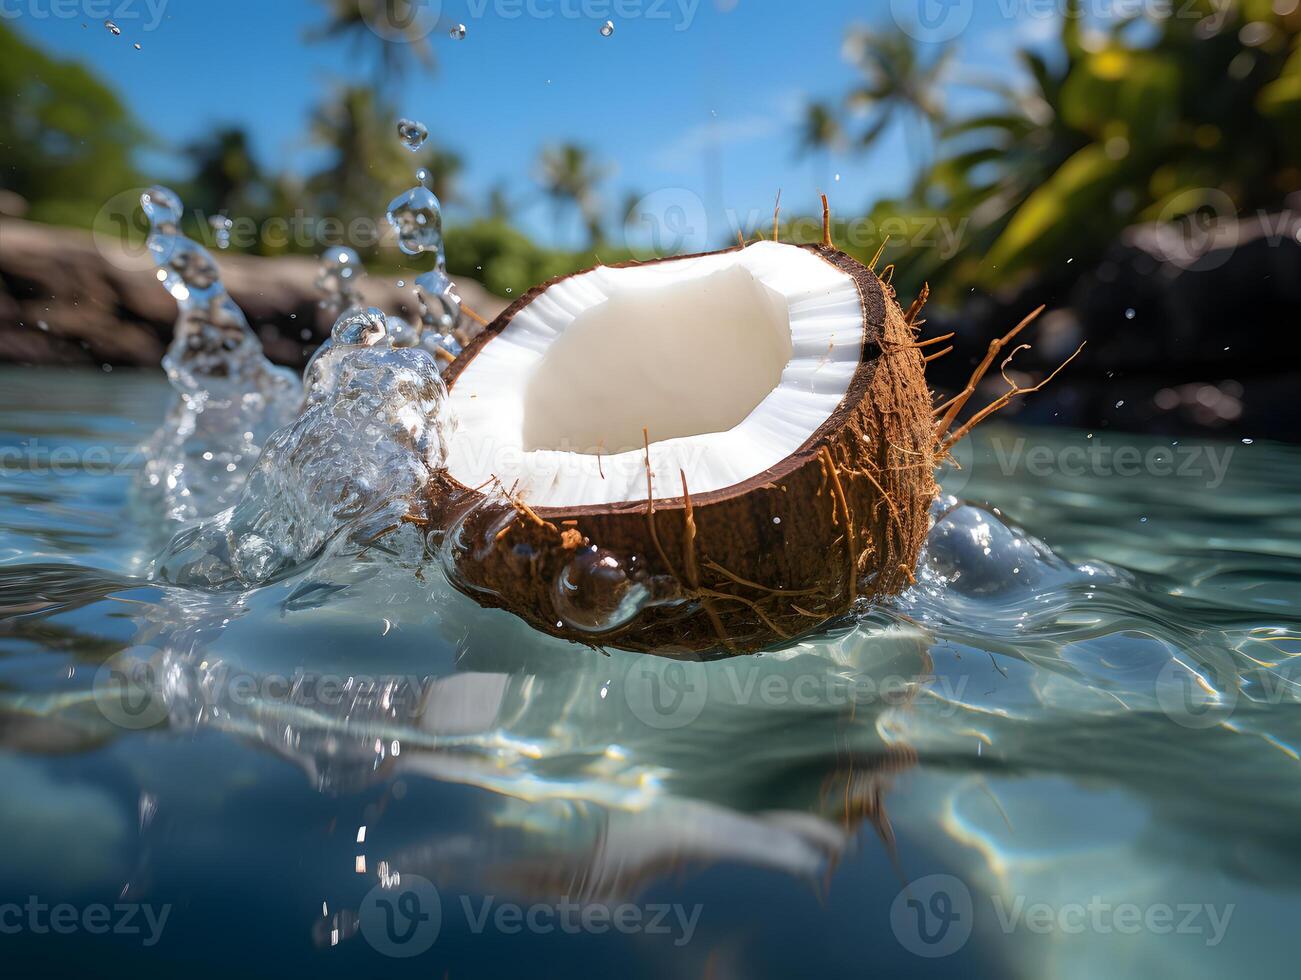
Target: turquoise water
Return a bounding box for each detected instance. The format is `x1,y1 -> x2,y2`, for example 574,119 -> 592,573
2,366 -> 1299,977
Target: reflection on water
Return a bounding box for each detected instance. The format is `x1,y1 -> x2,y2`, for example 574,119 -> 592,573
2,368 -> 1300,977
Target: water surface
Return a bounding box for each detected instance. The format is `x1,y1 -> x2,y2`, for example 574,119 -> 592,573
2,366 -> 1298,977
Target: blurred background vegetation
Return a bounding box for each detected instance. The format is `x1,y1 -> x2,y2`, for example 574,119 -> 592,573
1,0 -> 1298,304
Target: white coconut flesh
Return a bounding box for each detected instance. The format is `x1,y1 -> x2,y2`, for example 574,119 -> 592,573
444,241 -> 866,509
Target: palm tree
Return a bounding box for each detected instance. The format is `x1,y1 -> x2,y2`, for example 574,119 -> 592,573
485,182 -> 514,222
537,144 -> 606,247
796,101 -> 844,187
185,127 -> 263,218
421,146 -> 463,206
842,27 -> 952,178
308,0 -> 436,87
307,86 -> 416,230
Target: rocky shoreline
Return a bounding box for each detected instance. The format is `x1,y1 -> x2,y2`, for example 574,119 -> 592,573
0,218 -> 507,370
3,214 -> 1298,442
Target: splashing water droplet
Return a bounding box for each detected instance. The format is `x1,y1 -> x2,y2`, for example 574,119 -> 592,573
449,23 -> 467,40
332,307 -> 389,348
315,246 -> 364,320
385,315 -> 420,348
141,185 -> 182,227
105,19 -> 121,35
304,307 -> 391,400
416,167 -> 431,187
415,270 -> 461,336
386,186 -> 444,259
396,118 -> 429,153
600,20 -> 615,36
209,215 -> 233,249
135,186 -> 302,522
1125,308 -> 1136,320
134,42 -> 142,50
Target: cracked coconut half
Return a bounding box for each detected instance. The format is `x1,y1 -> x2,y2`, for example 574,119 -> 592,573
430,206 -> 1076,657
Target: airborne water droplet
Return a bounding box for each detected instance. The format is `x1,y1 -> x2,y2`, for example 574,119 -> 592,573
209,215 -> 233,250
134,42 -> 142,50
386,186 -> 444,258
449,23 -> 467,40
396,118 -> 429,153
600,20 -> 615,36
105,19 -> 121,35
1125,308 -> 1136,320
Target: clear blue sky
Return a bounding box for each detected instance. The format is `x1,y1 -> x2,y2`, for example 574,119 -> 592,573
8,0 -> 1065,247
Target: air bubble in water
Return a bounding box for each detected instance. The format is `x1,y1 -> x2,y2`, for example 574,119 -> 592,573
600,20 -> 615,36
396,118 -> 429,153
105,19 -> 121,35
553,548 -> 650,633
449,24 -> 467,40
386,186 -> 444,258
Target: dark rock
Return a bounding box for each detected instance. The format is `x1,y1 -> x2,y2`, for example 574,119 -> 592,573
923,209 -> 1301,441
0,218 -> 508,370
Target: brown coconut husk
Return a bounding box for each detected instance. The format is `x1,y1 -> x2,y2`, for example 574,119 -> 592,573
428,201 -> 1082,658
429,207 -> 942,658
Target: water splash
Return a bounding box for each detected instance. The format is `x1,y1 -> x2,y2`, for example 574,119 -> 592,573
315,245 -> 365,321
105,19 -> 121,35
151,308 -> 452,589
449,23 -> 467,40
600,20 -> 615,37
135,186 -> 302,523
414,269 -> 463,361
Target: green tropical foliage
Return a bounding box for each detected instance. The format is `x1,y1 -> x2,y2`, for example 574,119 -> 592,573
823,0 -> 1301,302
0,23 -> 144,227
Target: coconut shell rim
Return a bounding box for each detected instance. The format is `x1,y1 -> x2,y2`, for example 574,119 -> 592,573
439,242 -> 888,518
